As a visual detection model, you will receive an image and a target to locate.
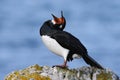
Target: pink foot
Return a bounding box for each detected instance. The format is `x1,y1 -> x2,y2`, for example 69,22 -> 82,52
53,65 -> 68,68
53,60 -> 68,68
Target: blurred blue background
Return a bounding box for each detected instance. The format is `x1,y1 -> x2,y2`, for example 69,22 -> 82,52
1,0 -> 120,79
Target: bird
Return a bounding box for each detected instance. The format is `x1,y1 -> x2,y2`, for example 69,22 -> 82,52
40,11 -> 103,69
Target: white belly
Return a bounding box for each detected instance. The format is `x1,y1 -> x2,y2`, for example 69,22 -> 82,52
41,35 -> 69,60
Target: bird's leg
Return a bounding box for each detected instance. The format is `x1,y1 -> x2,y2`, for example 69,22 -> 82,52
61,60 -> 68,67
53,60 -> 68,68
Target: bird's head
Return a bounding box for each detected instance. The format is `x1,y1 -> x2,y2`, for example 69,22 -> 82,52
51,11 -> 66,30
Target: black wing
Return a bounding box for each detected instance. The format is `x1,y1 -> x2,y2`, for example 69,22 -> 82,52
51,31 -> 104,69
51,31 -> 87,56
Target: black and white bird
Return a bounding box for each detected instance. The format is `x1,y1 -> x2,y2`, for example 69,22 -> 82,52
40,12 -> 103,69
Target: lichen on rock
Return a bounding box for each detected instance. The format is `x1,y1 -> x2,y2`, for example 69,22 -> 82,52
5,64 -> 119,80
5,64 -> 51,80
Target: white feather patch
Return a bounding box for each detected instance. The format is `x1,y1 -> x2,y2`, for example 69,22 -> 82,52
51,20 -> 56,24
59,25 -> 63,29
72,54 -> 81,59
41,35 -> 69,61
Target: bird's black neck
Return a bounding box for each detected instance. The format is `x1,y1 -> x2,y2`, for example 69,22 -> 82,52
40,20 -> 58,36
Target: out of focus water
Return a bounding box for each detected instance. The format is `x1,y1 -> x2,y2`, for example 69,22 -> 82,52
1,0 -> 120,79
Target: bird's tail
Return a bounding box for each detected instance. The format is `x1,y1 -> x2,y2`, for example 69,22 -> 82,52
82,54 -> 104,69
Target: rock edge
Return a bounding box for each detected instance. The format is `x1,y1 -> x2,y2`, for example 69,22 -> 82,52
5,64 -> 119,80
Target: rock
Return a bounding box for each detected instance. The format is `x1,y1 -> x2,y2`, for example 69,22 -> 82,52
5,64 -> 119,80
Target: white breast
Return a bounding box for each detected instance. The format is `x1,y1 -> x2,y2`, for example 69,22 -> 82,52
41,35 -> 69,61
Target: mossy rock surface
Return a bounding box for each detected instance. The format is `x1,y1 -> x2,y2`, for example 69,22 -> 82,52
5,64 -> 50,80
5,64 -> 119,80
